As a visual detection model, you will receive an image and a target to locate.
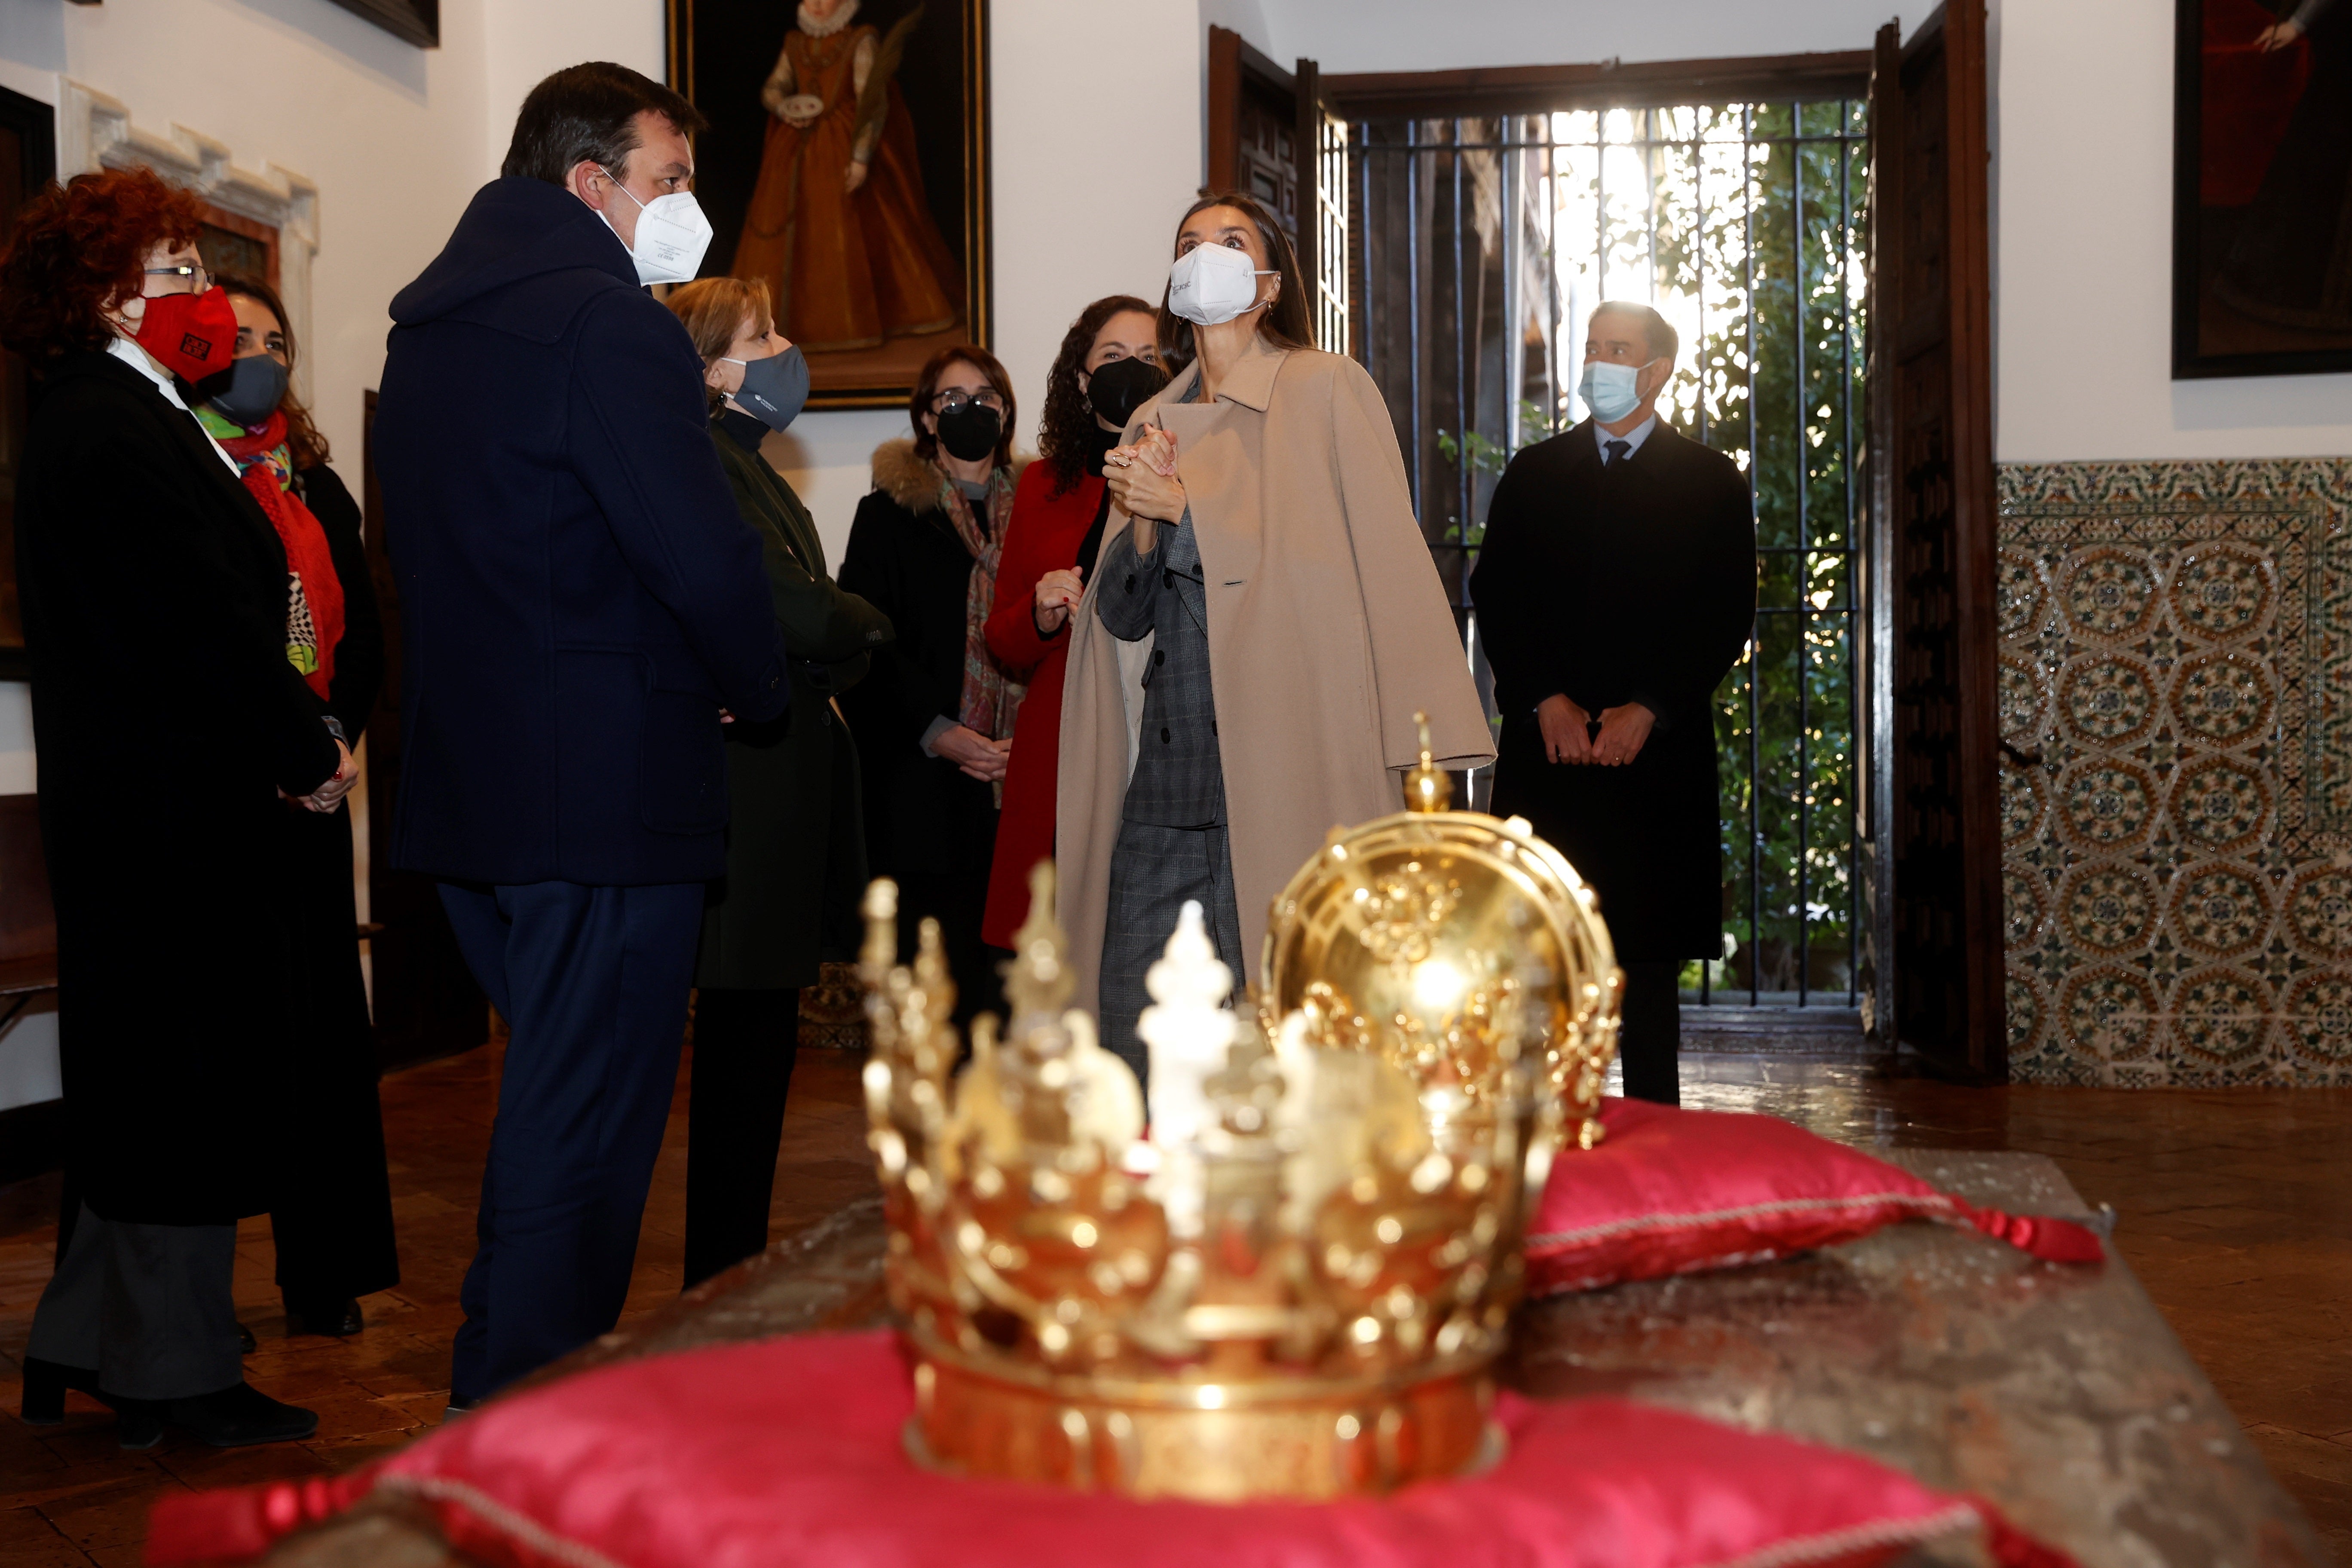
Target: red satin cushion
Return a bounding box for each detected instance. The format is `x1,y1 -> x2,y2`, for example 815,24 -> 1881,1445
1526,1098 -> 2104,1296
149,1329 -> 2070,1568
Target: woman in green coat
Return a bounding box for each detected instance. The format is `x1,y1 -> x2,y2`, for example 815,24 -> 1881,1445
669,279 -> 894,1287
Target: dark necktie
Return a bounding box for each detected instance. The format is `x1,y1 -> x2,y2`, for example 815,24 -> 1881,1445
1604,438 -> 1631,468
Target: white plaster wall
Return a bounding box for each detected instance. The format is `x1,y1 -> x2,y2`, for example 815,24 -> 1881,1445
482,1 -> 667,180
1246,0 -> 1899,74
1994,0 -> 2352,461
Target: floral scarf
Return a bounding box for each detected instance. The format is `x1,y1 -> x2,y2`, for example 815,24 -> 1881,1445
197,405 -> 344,701
939,469 -> 1024,793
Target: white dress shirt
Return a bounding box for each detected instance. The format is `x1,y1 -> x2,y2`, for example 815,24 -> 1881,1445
1594,410 -> 1658,462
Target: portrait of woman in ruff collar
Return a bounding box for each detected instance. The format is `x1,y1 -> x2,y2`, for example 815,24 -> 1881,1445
668,0 -> 989,405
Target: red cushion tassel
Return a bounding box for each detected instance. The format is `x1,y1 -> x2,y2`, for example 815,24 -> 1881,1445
1948,1199 -> 2107,1264
145,1468 -> 377,1566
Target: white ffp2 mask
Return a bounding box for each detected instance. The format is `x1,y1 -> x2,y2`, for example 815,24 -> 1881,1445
1168,242 -> 1275,327
599,169 -> 714,286
1578,358 -> 1659,423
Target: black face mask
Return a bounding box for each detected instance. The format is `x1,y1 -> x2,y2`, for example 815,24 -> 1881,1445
201,354 -> 290,429
1086,356 -> 1169,427
935,401 -> 1003,463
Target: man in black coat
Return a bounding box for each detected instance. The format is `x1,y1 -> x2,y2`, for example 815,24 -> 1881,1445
1469,303 -> 1755,1105
375,63 -> 788,1406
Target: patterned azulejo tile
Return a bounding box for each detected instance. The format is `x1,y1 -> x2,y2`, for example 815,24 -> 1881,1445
1996,459 -> 2352,1084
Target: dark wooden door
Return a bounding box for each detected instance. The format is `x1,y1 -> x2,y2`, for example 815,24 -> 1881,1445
1205,26 -> 1302,245
360,389 -> 490,1070
1866,3 -> 2005,1079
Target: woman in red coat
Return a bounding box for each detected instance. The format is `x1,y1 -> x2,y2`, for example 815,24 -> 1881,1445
981,295 -> 1165,946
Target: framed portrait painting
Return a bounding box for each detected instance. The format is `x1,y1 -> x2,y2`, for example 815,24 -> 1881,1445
2175,0 -> 2352,377
668,0 -> 991,408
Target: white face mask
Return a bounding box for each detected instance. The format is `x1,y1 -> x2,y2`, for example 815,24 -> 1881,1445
1578,357 -> 1660,423
598,168 -> 714,286
1168,241 -> 1275,327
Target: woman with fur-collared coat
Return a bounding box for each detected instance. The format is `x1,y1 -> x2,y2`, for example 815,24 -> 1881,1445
1060,193 -> 1493,1077
837,345 -> 1029,1028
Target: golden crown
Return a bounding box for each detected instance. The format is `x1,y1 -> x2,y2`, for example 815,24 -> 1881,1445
858,716 -> 1622,1502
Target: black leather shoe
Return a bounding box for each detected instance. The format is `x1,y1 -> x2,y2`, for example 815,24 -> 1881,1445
284,1298 -> 364,1338
19,1356 -> 98,1424
114,1400 -> 162,1450
160,1382 -> 318,1447
21,1358 -> 162,1449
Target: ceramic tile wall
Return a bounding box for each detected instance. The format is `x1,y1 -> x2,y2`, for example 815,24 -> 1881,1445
1997,459 -> 2352,1085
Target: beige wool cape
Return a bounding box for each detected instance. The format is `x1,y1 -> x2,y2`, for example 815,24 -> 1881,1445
1056,334 -> 1494,1014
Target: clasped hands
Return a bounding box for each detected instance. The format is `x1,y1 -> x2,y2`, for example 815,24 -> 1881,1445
282,738 -> 358,814
934,724 -> 1010,783
1103,426 -> 1185,547
1537,693 -> 1653,767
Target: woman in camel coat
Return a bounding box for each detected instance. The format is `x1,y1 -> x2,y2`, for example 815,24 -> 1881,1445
1057,193 -> 1491,1072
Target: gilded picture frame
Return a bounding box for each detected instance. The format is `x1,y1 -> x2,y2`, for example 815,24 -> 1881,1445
668,0 -> 992,409
2174,0 -> 2352,378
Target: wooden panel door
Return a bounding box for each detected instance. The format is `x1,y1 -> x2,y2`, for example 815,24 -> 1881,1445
360,389 -> 489,1070
1866,3 -> 2005,1079
1205,26 -> 1302,245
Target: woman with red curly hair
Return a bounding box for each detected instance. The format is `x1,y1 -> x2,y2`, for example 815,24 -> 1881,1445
3,164 -> 354,1450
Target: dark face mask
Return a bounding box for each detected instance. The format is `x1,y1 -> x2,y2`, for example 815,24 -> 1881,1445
935,400 -> 1003,463
202,354 -> 290,429
724,344 -> 810,432
1085,356 -> 1169,428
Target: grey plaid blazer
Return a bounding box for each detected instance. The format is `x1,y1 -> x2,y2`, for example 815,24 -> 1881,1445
1096,507 -> 1225,828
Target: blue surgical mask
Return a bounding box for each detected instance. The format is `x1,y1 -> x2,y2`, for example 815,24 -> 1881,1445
1577,358 -> 1657,423
722,344 -> 810,432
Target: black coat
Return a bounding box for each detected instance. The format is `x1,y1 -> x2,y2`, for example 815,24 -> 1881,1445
1468,420 -> 1755,962
17,351 -> 342,1224
835,446 -> 1003,883
376,178 -> 789,888
696,415 -> 892,991
271,460 -> 398,1300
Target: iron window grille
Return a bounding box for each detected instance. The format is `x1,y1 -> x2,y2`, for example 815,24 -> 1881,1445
1347,100 -> 1871,1008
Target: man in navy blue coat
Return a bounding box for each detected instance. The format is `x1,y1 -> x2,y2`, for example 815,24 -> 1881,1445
374,62 -> 789,1405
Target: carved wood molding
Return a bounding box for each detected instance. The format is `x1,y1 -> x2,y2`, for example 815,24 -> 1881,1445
56,79 -> 320,402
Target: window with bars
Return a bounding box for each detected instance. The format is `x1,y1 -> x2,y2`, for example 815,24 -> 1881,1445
1347,98 -> 1870,1008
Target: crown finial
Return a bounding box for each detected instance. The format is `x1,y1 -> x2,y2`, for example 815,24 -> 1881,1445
1403,710 -> 1452,813
1004,860 -> 1073,1018
859,877 -> 899,983
1138,900 -> 1237,1238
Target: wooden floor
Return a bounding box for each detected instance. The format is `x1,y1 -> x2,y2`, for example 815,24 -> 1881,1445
1,1044 -> 2346,1565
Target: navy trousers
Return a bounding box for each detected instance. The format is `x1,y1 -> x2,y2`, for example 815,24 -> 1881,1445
438,880 -> 704,1403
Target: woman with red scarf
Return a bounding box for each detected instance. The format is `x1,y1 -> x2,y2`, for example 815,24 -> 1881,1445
6,166 -> 352,1449
197,276 -> 395,1344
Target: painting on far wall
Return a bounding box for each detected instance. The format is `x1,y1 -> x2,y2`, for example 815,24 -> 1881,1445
668,0 -> 992,409
2175,0 -> 2352,377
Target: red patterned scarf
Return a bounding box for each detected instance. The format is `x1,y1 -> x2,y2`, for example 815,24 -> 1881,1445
938,469 -> 1024,743
215,411 -> 343,701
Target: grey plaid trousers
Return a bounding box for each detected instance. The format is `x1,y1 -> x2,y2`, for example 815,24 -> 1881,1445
1094,509 -> 1243,1081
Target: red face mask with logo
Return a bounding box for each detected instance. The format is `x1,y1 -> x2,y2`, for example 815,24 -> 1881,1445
132,284 -> 239,383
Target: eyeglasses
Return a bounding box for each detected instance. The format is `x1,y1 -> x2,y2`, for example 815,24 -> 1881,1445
143,263 -> 212,292
931,387 -> 1005,414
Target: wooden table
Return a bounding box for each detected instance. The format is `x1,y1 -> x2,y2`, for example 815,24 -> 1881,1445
264,1153 -> 2331,1568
